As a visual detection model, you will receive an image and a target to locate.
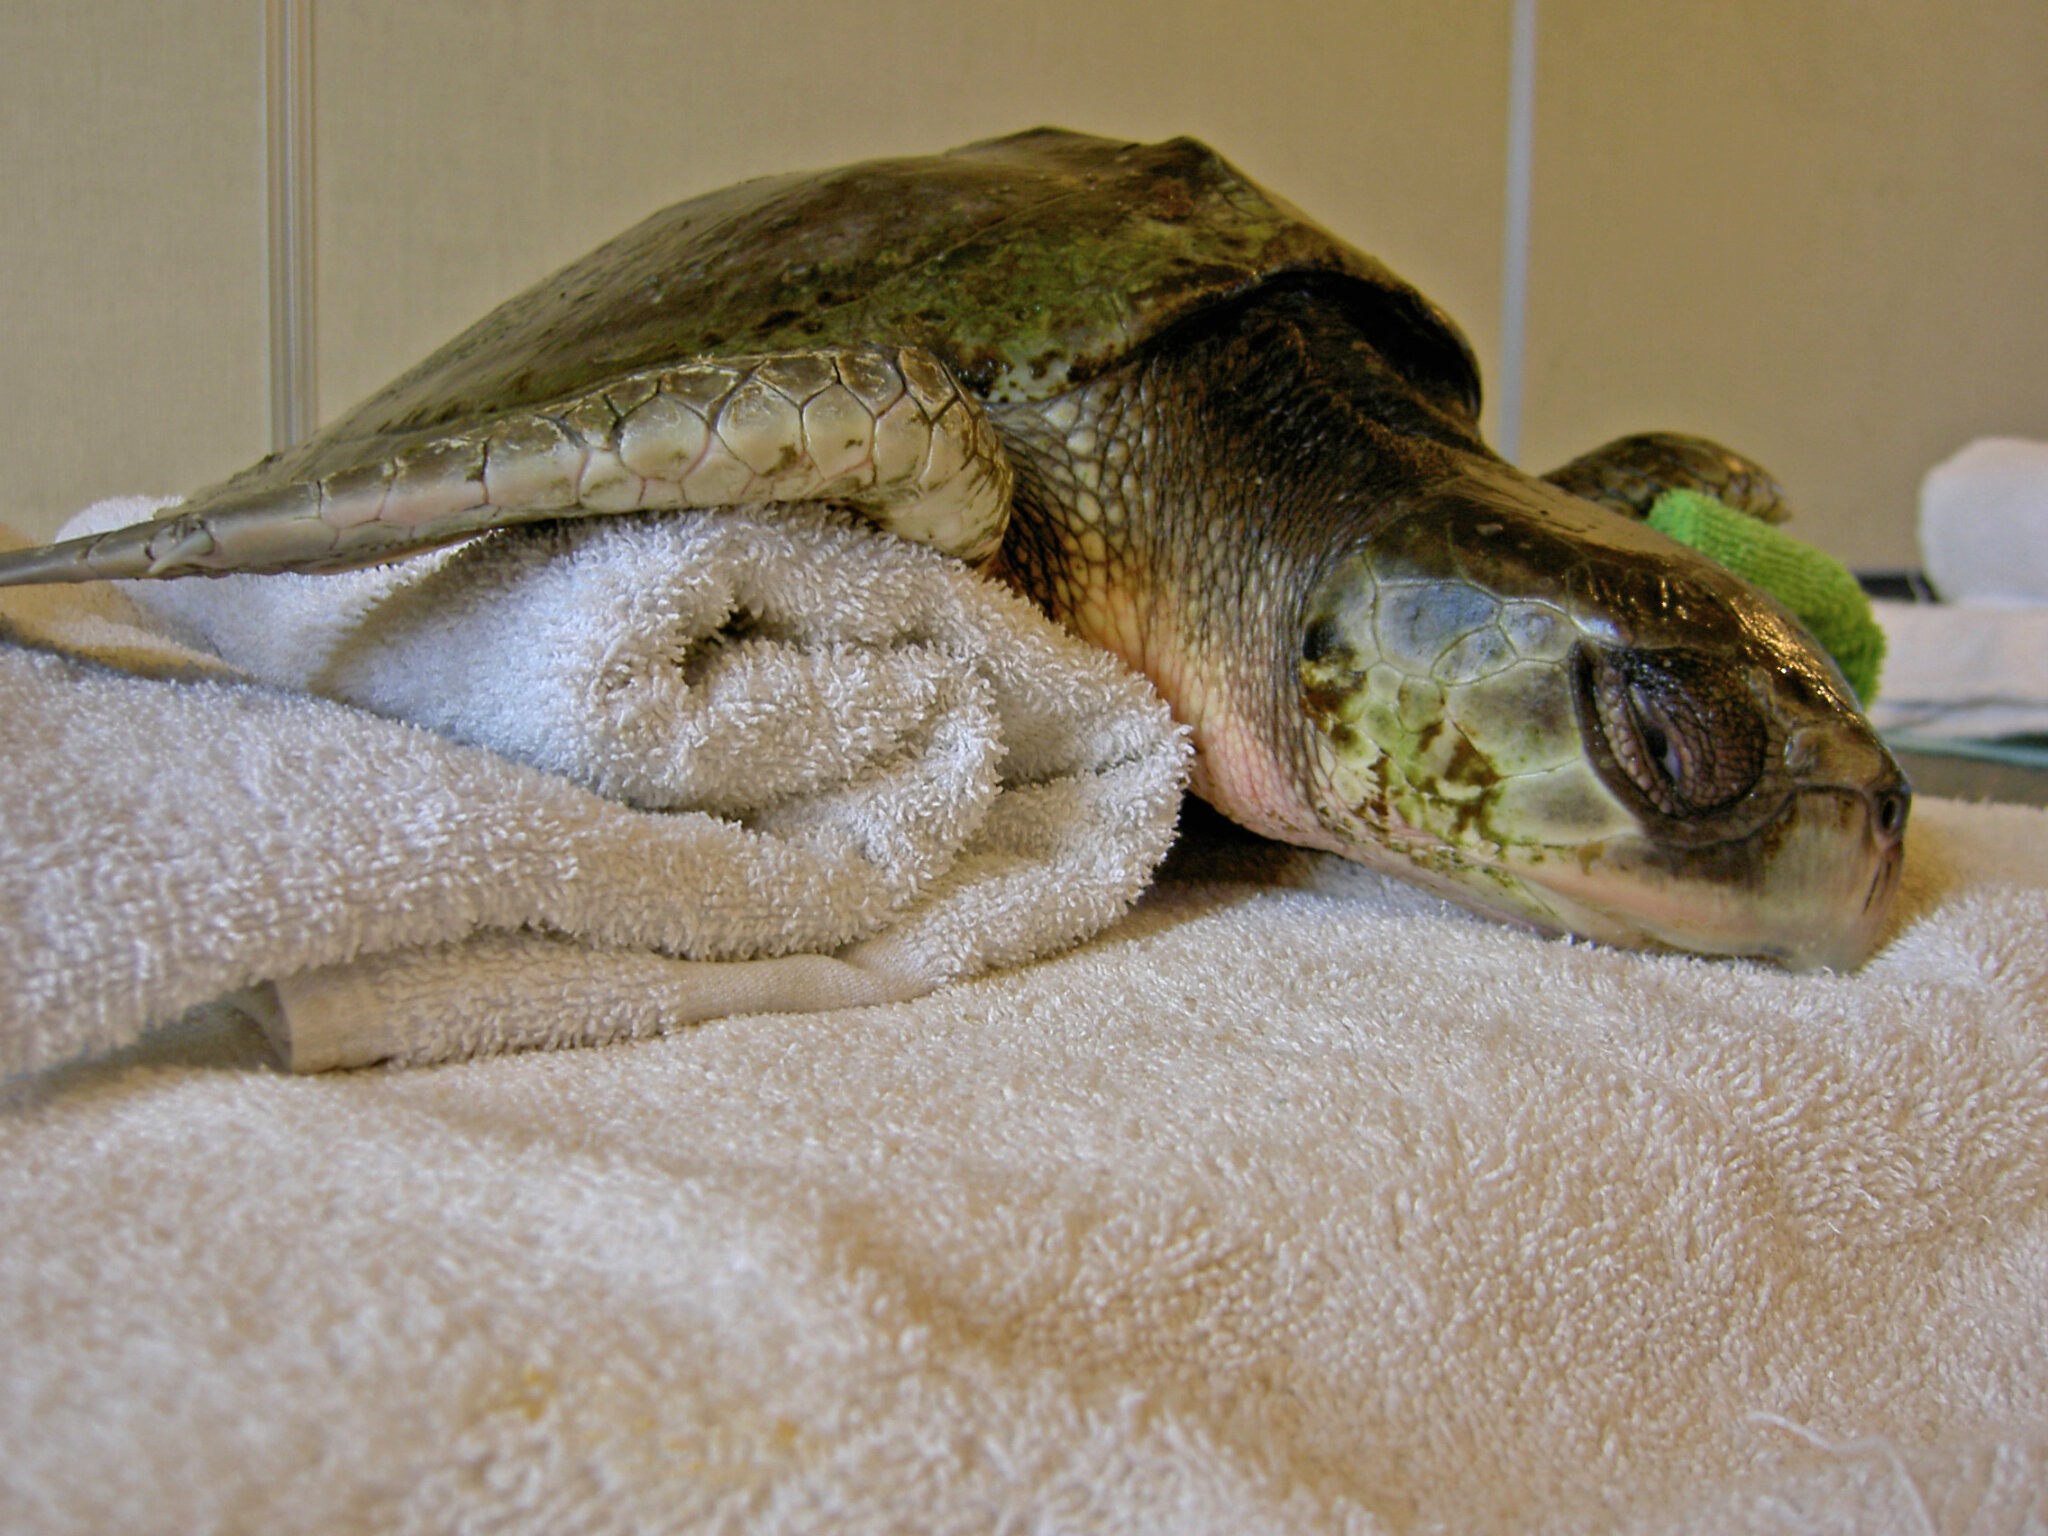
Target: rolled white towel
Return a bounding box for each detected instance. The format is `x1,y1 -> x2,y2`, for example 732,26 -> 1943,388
1919,437 -> 2048,606
2,500 -> 1188,1073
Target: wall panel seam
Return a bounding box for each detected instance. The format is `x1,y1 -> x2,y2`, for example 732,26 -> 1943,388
265,0 -> 316,450
1496,0 -> 1537,463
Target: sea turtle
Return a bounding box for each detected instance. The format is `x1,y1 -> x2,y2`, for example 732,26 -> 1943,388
0,128 -> 1908,968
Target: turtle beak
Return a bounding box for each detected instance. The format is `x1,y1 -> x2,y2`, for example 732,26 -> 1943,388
1511,766 -> 1910,971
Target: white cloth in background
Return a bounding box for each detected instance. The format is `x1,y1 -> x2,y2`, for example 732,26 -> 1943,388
1868,597 -> 2048,739
1919,436 -> 2048,606
1860,438 -> 2048,740
0,502 -> 1188,1073
2,794 -> 2044,1533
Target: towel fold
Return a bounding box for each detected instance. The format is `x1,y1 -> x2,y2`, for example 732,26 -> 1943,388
1867,597 -> 2048,740
1919,436 -> 2048,606
1,500 -> 1187,1074
1857,438 -> 2048,742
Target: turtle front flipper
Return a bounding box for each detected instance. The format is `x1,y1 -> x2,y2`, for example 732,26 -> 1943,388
0,346 -> 1012,588
1543,431 -> 1791,524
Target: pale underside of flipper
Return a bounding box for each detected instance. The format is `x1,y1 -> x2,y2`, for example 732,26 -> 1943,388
0,345 -> 1013,587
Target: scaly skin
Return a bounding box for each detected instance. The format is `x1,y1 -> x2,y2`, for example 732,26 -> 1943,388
994,284 -> 1908,969
1545,432 -> 1792,524
0,347 -> 1011,584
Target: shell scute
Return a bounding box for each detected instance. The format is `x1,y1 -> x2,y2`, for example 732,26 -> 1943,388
196,129 -> 1480,509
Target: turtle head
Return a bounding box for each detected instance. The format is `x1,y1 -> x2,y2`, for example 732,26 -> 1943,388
1292,461 -> 1909,969
997,278 -> 1905,969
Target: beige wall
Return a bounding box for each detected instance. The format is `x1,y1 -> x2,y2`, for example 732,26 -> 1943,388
1522,1 -> 2048,568
2,1 -> 2042,571
0,3 -> 266,536
307,0 -> 1508,440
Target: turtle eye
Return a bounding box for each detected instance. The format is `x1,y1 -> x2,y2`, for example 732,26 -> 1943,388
1587,649 -> 1764,817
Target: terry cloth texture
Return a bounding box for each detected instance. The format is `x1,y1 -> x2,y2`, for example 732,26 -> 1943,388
1867,438 -> 2048,742
1868,598 -> 2048,740
2,794 -> 2045,1532
0,501 -> 1187,1073
1920,436 -> 2048,606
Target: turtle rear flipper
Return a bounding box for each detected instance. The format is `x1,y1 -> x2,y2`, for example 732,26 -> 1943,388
1544,432 -> 1791,524
0,345 -> 1012,588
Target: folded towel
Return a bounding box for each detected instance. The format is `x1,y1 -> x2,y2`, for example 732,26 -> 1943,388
1868,596 -> 2048,740
1919,436 -> 2048,606
1,501 -> 1187,1074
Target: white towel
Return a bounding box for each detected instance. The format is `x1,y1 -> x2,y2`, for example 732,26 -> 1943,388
0,501 -> 1187,1073
2,792 -> 2044,1532
1858,438 -> 2048,742
1868,596 -> 2048,740
1919,436 -> 2048,605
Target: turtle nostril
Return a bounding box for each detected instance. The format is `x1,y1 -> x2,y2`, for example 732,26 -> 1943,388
1873,786 -> 1910,841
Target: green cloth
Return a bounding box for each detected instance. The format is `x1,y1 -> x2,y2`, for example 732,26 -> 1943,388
1647,488 -> 1884,704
